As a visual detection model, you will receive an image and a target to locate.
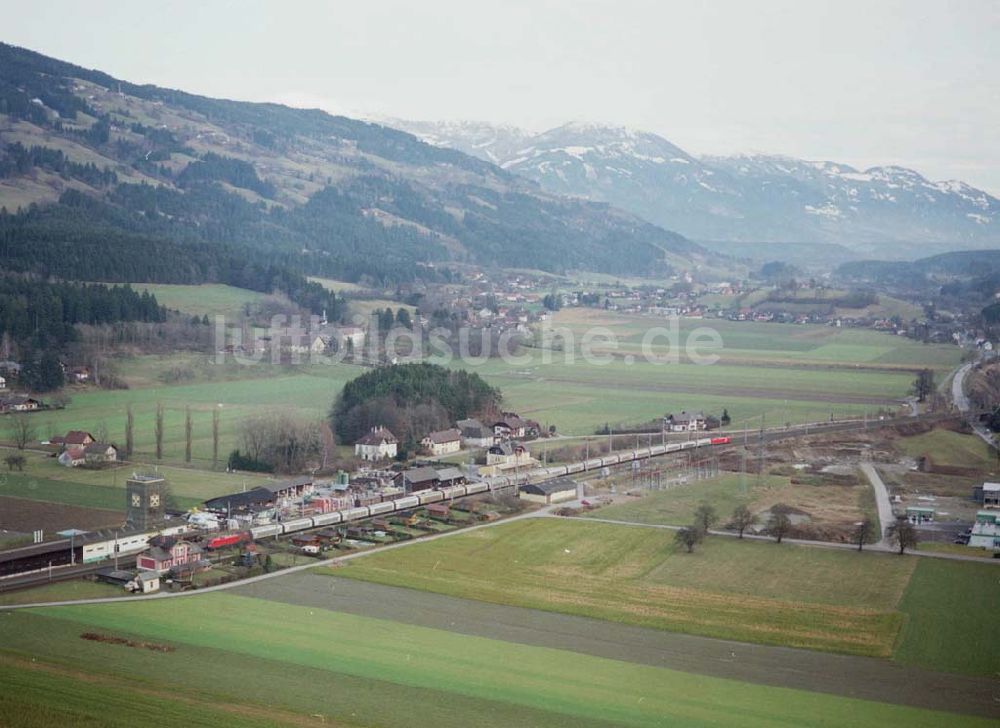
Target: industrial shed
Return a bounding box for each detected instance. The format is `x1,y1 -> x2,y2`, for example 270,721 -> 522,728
519,478 -> 579,504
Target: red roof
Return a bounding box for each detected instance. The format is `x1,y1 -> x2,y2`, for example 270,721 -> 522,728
64,430 -> 94,445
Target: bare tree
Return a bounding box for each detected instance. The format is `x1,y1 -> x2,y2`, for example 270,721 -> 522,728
885,518 -> 919,554
912,369 -> 935,403
125,405 -> 134,458
320,420 -> 337,471
212,408 -> 220,470
154,403 -> 164,460
731,504 -> 755,538
4,454 -> 26,471
767,504 -> 792,544
853,518 -> 875,551
7,413 -> 35,450
94,420 -> 109,444
674,526 -> 704,553
238,411 -> 322,474
693,502 -> 719,533
184,407 -> 193,463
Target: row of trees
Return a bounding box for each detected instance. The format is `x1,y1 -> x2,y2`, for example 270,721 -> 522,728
674,501 -> 913,554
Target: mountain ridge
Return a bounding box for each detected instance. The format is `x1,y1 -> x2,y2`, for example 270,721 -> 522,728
0,43 -> 702,288
388,118 -> 1000,257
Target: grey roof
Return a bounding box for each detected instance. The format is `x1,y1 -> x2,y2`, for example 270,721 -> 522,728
520,477 -> 578,496
402,466 -> 440,484
423,428 -> 461,444
435,467 -> 466,482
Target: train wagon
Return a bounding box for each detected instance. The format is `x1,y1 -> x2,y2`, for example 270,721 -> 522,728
464,482 -> 489,496
417,490 -> 444,505
249,524 -> 282,539
695,437 -> 712,447
439,485 -> 467,500
392,495 -> 421,510
710,436 -> 732,445
311,512 -> 343,527
650,444 -> 668,456
279,517 -> 314,535
368,501 -> 395,516
566,462 -> 585,474
665,443 -> 683,452
339,507 -> 371,523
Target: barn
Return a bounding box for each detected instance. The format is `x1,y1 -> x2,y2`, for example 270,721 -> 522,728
519,477 -> 579,504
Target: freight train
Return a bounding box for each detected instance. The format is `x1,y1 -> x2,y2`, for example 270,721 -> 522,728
1,435 -> 734,579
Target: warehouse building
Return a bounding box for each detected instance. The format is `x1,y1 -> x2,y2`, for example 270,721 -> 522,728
519,477 -> 579,504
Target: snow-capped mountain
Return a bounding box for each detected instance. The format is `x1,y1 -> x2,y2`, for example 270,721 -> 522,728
389,120 -> 1000,256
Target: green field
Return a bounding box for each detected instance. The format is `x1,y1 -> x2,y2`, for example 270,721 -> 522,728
334,519 -> 915,656
0,593 -> 985,728
895,559 -> 1000,677
0,447 -> 272,506
895,428 -> 995,470
334,518 -> 1000,671
134,283 -> 269,319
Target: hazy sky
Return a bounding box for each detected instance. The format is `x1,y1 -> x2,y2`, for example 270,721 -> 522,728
5,0 -> 999,192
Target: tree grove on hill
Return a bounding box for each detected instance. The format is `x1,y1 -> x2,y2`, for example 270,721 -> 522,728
332,362 -> 502,445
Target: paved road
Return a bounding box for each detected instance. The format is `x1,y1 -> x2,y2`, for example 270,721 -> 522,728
233,572 -> 1000,719
859,462 -> 894,550
952,359 -> 998,450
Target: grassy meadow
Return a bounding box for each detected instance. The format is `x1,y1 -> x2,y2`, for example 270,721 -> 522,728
0,593 -> 986,728
333,518 -> 1000,671
333,518 -> 915,657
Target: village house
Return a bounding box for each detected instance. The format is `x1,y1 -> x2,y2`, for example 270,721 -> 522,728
68,366 -> 91,383
456,418 -> 495,447
330,326 -> 366,350
493,413 -> 529,439
0,375 -> 5,389
664,411 -> 707,432
421,428 -> 462,456
83,443 -> 118,466
486,441 -> 532,468
354,427 -> 398,461
136,537 -> 204,574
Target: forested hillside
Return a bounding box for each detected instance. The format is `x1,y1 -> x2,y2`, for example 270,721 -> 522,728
0,42 -> 702,291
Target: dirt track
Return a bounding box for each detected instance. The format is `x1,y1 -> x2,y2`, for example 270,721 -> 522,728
234,573 -> 1000,720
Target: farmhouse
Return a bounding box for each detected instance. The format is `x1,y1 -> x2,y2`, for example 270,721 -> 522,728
84,443 -> 118,466
58,447 -> 86,467
421,428 -> 462,456
457,418 -> 495,447
0,395 -> 41,413
61,430 -> 95,447
664,411 -> 707,432
486,441 -> 531,468
519,477 -> 579,504
355,427 -> 398,461
136,537 -> 203,574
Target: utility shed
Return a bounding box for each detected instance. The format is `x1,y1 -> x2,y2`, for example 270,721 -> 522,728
519,477 -> 578,504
